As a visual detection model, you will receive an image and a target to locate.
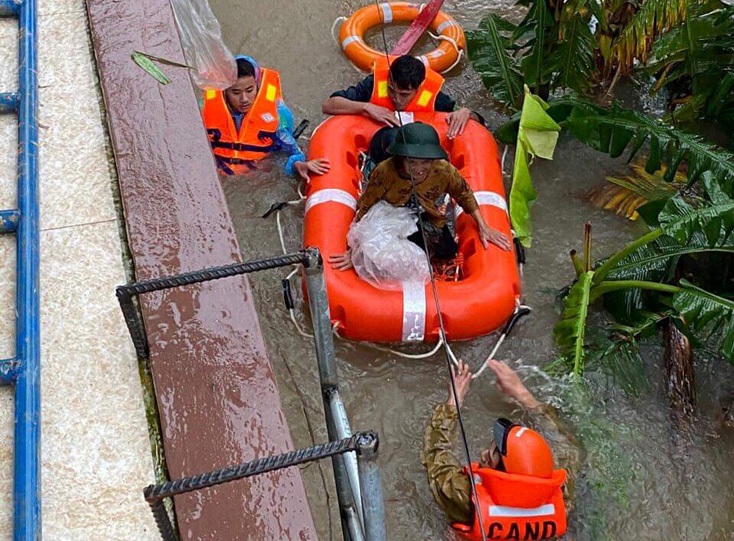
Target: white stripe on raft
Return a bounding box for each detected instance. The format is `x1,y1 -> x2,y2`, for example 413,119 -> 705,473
417,55 -> 429,66
401,281 -> 426,342
436,20 -> 456,34
341,35 -> 362,50
380,2 -> 393,23
488,504 -> 555,518
455,191 -> 508,217
305,189 -> 358,214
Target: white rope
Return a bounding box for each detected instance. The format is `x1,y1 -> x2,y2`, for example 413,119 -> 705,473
471,305 -> 531,379
290,308 -> 314,338
501,144 -> 509,176
331,16 -> 348,47
427,31 -> 465,74
472,334 -> 505,379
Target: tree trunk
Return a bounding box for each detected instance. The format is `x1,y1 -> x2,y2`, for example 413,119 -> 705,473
663,319 -> 695,430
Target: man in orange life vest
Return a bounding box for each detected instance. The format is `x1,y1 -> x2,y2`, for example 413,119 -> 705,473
422,359 -> 583,540
322,54 -> 483,139
202,55 -> 329,178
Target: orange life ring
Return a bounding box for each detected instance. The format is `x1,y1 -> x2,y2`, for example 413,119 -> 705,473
339,2 -> 466,74
304,113 -> 520,343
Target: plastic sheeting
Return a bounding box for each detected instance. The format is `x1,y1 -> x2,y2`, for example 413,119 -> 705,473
170,0 -> 237,89
348,202 -> 430,290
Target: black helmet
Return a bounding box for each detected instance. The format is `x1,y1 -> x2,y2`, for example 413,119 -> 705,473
387,122 -> 448,160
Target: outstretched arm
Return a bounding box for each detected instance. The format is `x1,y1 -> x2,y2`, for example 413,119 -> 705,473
420,361 -> 474,525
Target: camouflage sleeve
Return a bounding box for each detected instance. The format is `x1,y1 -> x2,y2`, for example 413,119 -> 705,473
520,404 -> 584,512
420,404 -> 473,524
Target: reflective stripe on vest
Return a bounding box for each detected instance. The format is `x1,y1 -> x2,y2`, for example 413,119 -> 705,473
201,67 -> 282,165
369,58 -> 444,112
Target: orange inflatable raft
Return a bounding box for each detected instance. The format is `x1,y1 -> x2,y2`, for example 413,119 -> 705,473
303,113 -> 520,343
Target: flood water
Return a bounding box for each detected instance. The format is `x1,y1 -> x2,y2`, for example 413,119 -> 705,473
210,1 -> 734,539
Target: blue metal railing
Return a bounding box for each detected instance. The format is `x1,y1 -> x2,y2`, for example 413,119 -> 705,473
0,0 -> 40,539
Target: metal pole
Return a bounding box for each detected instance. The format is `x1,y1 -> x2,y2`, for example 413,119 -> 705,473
0,208 -> 19,233
0,92 -> 18,114
148,499 -> 179,541
303,248 -> 338,386
327,388 -> 363,523
303,247 -> 358,541
116,289 -> 149,358
15,0 -> 41,538
344,504 -> 367,541
357,433 -> 387,541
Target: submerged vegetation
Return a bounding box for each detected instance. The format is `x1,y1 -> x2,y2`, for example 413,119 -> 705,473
468,0 -> 734,381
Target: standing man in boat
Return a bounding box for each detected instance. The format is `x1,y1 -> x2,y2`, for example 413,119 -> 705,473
202,55 -> 330,178
422,359 -> 583,540
322,54 -> 483,139
329,122 -> 510,270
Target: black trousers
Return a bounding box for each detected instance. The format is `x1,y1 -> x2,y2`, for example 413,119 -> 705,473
407,221 -> 458,260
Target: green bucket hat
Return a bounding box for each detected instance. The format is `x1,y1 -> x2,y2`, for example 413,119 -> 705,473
387,122 -> 448,160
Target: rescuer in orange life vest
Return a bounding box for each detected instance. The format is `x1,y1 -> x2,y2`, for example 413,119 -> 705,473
202,55 -> 330,178
422,359 -> 583,541
322,54 -> 483,139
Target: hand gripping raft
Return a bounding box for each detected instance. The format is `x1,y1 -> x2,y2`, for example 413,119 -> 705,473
339,2 -> 466,74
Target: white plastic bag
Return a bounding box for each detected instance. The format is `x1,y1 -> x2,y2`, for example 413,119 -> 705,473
348,202 -> 431,291
170,0 -> 237,90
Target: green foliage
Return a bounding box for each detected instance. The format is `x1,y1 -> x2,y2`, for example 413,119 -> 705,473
674,280 -> 734,362
644,1 -> 734,129
510,88 -> 561,247
611,0 -> 690,72
553,0 -> 598,95
132,51 -> 171,85
467,0 -> 600,107
586,162 -> 687,221
554,271 -> 595,375
561,101 -> 734,190
466,15 -> 524,109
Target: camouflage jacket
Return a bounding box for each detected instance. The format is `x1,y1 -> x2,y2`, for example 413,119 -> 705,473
420,403 -> 583,526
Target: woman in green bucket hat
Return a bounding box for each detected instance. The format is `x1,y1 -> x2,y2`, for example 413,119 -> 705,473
330,122 -> 511,271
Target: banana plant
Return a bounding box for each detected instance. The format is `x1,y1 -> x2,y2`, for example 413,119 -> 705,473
644,0 -> 734,129
554,172 -> 734,374
585,162 -> 687,220
466,0 -> 599,108
509,87 -> 561,247
561,100 -> 734,190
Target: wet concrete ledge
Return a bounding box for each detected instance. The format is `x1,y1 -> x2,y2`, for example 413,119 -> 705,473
85,0 -> 317,539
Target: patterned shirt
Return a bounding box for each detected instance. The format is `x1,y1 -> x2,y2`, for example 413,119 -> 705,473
356,158 -> 479,228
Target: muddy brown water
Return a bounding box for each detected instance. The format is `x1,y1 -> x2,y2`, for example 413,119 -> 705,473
209,1 -> 734,539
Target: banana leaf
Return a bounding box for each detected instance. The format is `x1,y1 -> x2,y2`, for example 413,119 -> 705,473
518,0 -> 554,91
551,0 -> 599,95
658,174 -> 734,246
612,0 -> 690,72
510,87 -> 561,247
673,279 -> 734,362
563,101 -> 734,191
586,162 -> 687,220
467,14 -> 524,109
554,271 -> 594,375
602,229 -> 734,319
644,2 -> 734,128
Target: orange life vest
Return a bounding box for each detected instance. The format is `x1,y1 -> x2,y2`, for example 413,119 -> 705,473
453,463 -> 567,541
369,58 -> 444,112
202,67 -> 282,174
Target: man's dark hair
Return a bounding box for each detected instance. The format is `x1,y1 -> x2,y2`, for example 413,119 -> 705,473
389,55 -> 426,90
236,58 -> 257,79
